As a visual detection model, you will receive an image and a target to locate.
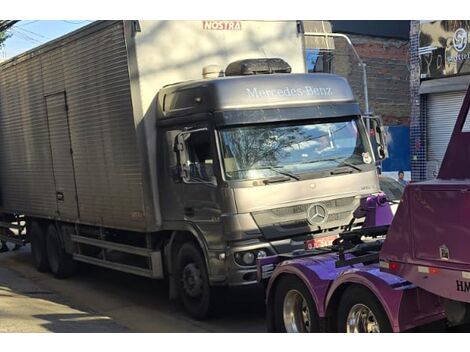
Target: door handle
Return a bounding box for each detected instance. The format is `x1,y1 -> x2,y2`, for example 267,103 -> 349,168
184,207 -> 195,217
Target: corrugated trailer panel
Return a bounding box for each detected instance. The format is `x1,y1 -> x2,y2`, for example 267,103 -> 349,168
0,51 -> 58,217
0,21 -> 149,231
61,22 -> 146,230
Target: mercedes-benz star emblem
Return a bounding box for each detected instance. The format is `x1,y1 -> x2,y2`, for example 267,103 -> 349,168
306,203 -> 328,225
453,28 -> 468,53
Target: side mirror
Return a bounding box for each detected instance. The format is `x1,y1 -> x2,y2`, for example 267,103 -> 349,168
364,115 -> 388,160
173,132 -> 190,182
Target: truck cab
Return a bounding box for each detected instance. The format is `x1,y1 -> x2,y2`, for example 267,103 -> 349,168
156,59 -> 387,310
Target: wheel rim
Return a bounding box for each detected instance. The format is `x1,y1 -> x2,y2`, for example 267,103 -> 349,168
346,304 -> 381,333
283,289 -> 312,333
181,262 -> 203,299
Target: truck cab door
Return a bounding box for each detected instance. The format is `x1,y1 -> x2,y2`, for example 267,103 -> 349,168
161,124 -> 222,241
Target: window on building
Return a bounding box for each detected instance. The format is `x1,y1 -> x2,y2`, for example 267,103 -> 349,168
306,48 -> 333,73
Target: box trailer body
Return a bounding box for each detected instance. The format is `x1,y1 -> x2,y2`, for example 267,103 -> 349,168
0,20 -> 387,318
0,20 -> 307,232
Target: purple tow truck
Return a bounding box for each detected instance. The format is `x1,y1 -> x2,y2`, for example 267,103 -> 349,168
257,84 -> 470,333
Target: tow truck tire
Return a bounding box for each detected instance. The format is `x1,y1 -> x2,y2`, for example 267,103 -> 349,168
30,221 -> 50,272
273,275 -> 320,333
337,285 -> 392,333
45,224 -> 77,279
176,241 -> 220,320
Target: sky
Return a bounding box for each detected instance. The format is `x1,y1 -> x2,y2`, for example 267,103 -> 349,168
1,20 -> 93,59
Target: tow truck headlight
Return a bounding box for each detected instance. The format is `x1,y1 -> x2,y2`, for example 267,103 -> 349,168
234,249 -> 269,266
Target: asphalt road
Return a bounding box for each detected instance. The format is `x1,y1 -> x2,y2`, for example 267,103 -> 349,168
4,245 -> 468,333
0,245 -> 266,332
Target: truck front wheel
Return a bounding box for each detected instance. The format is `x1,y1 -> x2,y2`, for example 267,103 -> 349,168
30,221 -> 50,272
45,224 -> 77,279
337,286 -> 392,333
176,242 -> 218,320
272,275 -> 320,333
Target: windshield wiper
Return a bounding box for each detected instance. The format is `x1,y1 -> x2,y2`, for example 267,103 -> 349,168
242,166 -> 300,181
336,161 -> 362,172
301,156 -> 362,172
268,166 -> 300,180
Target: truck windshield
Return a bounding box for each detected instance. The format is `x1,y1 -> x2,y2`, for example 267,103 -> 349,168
219,117 -> 373,181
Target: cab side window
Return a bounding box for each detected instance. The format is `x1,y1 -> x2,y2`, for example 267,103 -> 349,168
165,128 -> 215,183
183,130 -> 214,182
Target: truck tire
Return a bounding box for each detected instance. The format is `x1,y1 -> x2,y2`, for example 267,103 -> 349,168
272,275 -> 320,333
337,285 -> 392,333
176,241 -> 219,320
30,221 -> 50,272
45,224 -> 77,279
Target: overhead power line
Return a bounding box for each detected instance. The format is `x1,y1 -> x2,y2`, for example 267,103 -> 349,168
13,20 -> 38,27
15,27 -> 50,40
10,29 -> 42,44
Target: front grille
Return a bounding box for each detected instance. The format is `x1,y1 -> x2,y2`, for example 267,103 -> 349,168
327,210 -> 352,222
271,204 -> 308,217
256,196 -> 357,223
252,196 -> 361,241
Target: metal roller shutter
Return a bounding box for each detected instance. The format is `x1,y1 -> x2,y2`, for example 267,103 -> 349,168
426,91 -> 466,178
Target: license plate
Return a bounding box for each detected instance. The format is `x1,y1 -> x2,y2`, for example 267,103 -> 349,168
305,235 -> 338,250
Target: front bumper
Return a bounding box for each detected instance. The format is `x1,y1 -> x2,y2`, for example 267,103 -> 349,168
208,241 -> 276,287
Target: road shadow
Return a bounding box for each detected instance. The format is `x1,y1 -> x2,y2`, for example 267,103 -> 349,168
1,247 -> 266,332
0,264 -> 129,332
32,313 -> 129,333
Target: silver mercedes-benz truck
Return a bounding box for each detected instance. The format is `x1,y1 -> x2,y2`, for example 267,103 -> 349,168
0,20 -> 386,319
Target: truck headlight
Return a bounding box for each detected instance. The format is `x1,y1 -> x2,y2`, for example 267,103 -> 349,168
234,249 -> 269,266
242,252 -> 255,265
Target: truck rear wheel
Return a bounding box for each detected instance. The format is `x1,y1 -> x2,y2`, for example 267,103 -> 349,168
30,221 -> 50,272
45,224 -> 77,279
337,286 -> 392,333
272,275 -> 320,333
176,241 -> 219,320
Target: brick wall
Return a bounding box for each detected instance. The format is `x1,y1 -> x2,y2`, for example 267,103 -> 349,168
332,34 -> 410,126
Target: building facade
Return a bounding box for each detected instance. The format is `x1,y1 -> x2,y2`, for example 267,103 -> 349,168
304,21 -> 411,177
410,20 -> 470,181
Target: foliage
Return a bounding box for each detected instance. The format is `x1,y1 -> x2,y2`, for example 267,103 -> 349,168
0,31 -> 10,47
0,21 -> 16,48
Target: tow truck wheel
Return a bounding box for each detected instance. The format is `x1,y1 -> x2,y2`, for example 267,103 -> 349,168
273,275 -> 320,333
45,224 -> 77,279
337,286 -> 392,333
30,221 -> 50,272
176,241 -> 219,320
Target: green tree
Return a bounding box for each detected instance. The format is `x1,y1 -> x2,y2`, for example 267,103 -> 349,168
0,21 -> 19,48
0,30 -> 10,48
